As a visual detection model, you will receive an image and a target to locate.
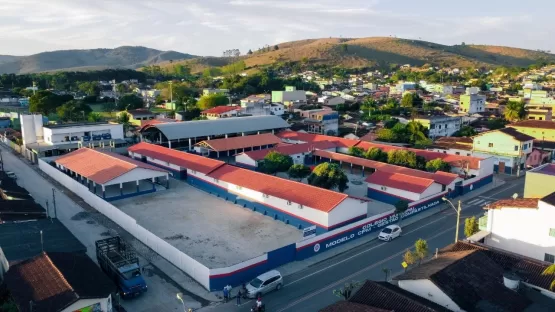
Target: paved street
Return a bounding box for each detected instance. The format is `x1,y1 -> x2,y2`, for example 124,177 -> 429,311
0,145 -> 204,312
201,177 -> 525,312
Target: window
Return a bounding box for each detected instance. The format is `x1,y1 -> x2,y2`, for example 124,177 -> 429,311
540,117 -> 543,120
236,185 -> 242,190
488,143 -> 494,148
438,125 -> 442,129
514,145 -> 519,151
191,170 -> 197,174
298,204 -> 303,209
545,253 -> 555,263
381,186 -> 387,191
455,152 -> 460,155
549,228 -> 555,237
263,194 -> 269,198
287,201 -> 292,205
213,178 -> 219,183
467,153 -> 471,156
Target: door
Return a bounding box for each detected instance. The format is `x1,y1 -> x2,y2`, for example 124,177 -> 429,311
498,161 -> 505,174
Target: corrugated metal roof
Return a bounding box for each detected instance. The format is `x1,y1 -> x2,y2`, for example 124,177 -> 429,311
55,148 -> 167,185
128,142 -> 225,174
207,165 -> 348,213
143,116 -> 290,140
196,133 -> 281,152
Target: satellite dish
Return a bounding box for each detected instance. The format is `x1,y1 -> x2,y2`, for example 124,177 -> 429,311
512,193 -> 518,199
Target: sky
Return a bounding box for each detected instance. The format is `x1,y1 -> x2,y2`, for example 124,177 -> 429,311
0,0 -> 552,56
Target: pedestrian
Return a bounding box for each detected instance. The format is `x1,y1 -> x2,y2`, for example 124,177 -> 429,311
236,289 -> 241,306
223,286 -> 229,302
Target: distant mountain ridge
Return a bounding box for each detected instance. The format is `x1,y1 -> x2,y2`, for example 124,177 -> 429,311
156,37 -> 555,73
0,46 -> 195,74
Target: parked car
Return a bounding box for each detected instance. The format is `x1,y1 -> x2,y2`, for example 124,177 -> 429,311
378,225 -> 402,241
6,171 -> 16,180
245,270 -> 283,299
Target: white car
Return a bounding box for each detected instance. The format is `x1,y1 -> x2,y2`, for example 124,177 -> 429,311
245,270 -> 283,299
378,225 -> 402,241
6,171 -> 16,180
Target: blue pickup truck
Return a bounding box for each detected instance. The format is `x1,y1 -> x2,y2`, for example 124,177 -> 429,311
96,237 -> 148,298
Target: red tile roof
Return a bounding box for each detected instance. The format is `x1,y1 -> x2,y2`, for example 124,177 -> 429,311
321,302 -> 392,312
196,133 -> 281,152
277,131 -> 482,170
366,171 -> 434,193
277,130 -> 359,148
207,165 -> 348,212
484,198 -> 539,210
509,120 -> 555,130
201,106 -> 240,114
240,141 -> 337,161
128,142 -> 225,174
55,148 -> 167,185
313,150 -> 459,186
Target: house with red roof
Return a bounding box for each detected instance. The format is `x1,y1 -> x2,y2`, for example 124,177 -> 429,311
193,133 -> 282,157
201,106 -> 241,120
55,148 -> 169,200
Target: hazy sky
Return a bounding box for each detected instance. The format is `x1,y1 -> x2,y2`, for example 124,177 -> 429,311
0,0 -> 552,56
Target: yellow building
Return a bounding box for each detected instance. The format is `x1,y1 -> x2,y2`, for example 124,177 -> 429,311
526,105 -> 552,121
508,120 -> 555,142
524,163 -> 555,198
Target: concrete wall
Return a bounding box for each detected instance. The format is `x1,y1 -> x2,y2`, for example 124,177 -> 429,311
62,296 -> 111,312
398,280 -> 461,311
485,200 -> 555,262
524,169 -> 555,198
235,154 -> 258,167
45,124 -> 124,145
38,159 -> 211,289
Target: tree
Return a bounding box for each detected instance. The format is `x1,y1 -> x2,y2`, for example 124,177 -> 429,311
376,128 -> 397,142
117,112 -> 131,131
454,125 -> 477,137
260,151 -> 293,175
197,94 -> 229,110
387,150 -> 417,168
29,91 -> 71,115
464,216 -> 480,238
504,100 -> 526,122
395,200 -> 410,224
403,250 -> 416,271
56,100 -> 92,121
88,112 -> 103,122
348,146 -> 364,157
487,118 -> 507,130
287,164 -> 312,181
542,264 -> 555,290
401,93 -> 415,108
364,147 -> 388,162
307,162 -> 349,192
116,83 -> 127,94
247,49 -> 253,55
414,239 -> 428,264
333,281 -> 362,300
117,94 -> 144,110
407,121 -> 427,143
274,45 -> 279,51
77,81 -> 100,96
425,158 -> 451,172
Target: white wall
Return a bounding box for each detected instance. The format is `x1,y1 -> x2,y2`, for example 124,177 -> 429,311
485,200 -> 555,262
141,154 -> 182,171
473,132 -> 531,158
367,182 -> 421,201
104,168 -> 168,186
21,114 -> 40,145
235,154 -> 257,167
62,296 -> 110,312
189,170 -> 332,228
38,159 -> 211,290
398,280 -> 462,311
327,198 -> 367,226
46,124 -> 124,145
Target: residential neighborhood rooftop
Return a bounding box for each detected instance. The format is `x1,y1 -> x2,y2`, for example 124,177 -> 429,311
493,127 -> 536,142
201,106 -> 241,114
509,120 -> 555,130
484,198 -> 540,210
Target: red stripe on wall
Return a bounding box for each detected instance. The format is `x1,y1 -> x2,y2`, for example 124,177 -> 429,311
210,260 -> 268,278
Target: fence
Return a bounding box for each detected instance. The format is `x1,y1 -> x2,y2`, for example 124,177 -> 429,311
38,159 -> 211,289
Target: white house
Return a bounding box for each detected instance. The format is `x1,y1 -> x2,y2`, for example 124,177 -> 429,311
413,115 -> 462,138
318,96 -> 345,107
459,88 -> 486,114
484,194 -> 555,263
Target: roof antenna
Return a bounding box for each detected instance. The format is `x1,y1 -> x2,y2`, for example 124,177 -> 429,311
512,193 -> 518,199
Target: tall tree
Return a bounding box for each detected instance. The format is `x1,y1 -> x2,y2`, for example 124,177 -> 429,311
117,94 -> 144,110
403,250 -> 416,271
425,158 -> 451,172
401,93 -> 415,108
56,100 -> 92,121
197,94 -> 229,110
260,152 -> 293,175
504,100 -> 526,122
307,162 -> 349,192
364,147 -> 388,162
348,147 -> 364,157
414,239 -> 428,264
406,121 -> 428,143
464,216 -> 480,238
287,164 -> 312,181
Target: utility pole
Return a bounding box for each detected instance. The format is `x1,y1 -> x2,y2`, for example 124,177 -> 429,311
455,200 -> 461,243
40,230 -> 43,252
52,188 -> 57,219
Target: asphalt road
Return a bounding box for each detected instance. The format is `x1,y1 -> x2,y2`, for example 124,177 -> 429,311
202,177 -> 525,312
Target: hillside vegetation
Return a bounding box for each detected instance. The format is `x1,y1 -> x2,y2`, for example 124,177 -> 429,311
0,46 -> 196,74
158,37 -> 555,74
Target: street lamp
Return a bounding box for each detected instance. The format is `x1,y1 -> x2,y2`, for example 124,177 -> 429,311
176,292 -> 185,312
442,197 -> 462,243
